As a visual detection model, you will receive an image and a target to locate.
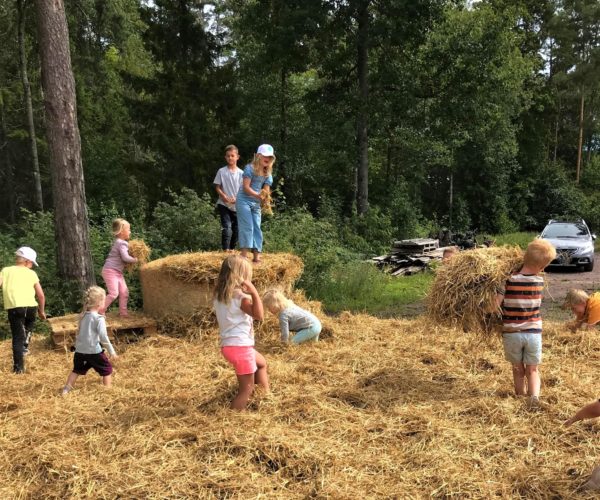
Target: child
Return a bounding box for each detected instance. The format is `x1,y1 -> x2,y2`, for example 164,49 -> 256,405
442,247 -> 458,263
495,239 -> 556,408
235,144 -> 275,263
263,289 -> 322,344
214,145 -> 244,252
61,286 -> 118,395
0,247 -> 46,373
100,218 -> 137,316
563,288 -> 600,332
214,255 -> 269,410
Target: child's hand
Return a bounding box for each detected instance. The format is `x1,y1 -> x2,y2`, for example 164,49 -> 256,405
241,280 -> 257,295
564,416 -> 577,427
110,353 -> 119,361
38,310 -> 47,320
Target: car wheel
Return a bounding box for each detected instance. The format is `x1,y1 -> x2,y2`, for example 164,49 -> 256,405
584,261 -> 594,272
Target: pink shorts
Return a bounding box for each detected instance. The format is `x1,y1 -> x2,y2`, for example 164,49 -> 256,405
221,346 -> 257,375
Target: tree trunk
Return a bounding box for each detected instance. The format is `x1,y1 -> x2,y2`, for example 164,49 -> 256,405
35,0 -> 95,289
356,0 -> 369,215
576,89 -> 584,184
17,0 -> 43,211
0,96 -> 16,224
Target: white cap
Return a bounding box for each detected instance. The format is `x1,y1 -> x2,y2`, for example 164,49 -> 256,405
16,246 -> 38,267
256,144 -> 275,157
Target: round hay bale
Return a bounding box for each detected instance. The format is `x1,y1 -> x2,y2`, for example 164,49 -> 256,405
140,251 -> 303,319
427,246 -> 524,334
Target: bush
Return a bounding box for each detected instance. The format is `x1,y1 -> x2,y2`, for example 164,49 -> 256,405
147,188 -> 220,256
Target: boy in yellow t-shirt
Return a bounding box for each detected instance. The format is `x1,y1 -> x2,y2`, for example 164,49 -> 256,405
0,247 -> 46,373
563,289 -> 600,332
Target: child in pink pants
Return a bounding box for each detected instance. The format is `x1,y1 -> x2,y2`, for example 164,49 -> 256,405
100,219 -> 137,316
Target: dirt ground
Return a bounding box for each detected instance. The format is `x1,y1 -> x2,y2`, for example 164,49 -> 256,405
543,253 -> 600,321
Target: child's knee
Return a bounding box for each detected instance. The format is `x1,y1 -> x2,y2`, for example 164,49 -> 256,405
512,364 -> 525,376
525,364 -> 539,375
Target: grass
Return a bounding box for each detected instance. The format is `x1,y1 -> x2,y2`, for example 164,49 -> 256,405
316,262 -> 434,316
486,232 -> 538,248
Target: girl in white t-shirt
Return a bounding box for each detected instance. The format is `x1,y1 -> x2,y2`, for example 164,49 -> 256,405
213,255 -> 269,410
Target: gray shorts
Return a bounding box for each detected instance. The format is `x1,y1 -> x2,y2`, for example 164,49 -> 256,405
502,333 -> 542,365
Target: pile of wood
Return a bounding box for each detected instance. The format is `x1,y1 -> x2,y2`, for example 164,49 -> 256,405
372,238 -> 448,276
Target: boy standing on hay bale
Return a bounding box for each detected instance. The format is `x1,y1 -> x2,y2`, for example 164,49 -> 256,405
496,239 -> 556,408
563,289 -> 600,332
214,145 -> 243,252
0,247 -> 46,373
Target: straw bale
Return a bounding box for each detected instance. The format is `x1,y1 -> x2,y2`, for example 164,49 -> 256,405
427,246 -> 525,334
139,252 -> 303,319
2,312 -> 599,498
124,239 -> 151,273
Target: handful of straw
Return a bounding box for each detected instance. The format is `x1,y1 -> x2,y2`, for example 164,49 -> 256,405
260,188 -> 274,215
427,246 -> 524,335
125,239 -> 151,273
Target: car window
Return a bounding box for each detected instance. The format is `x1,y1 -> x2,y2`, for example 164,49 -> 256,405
542,223 -> 589,238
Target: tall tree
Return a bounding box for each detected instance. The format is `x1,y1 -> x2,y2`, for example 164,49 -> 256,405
17,0 -> 43,211
35,0 -> 95,288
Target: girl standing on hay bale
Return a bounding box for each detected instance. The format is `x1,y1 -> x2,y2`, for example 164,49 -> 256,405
100,218 -> 137,316
214,255 -> 269,410
61,287 -> 118,395
495,239 -> 556,408
235,144 -> 275,263
263,289 -> 322,344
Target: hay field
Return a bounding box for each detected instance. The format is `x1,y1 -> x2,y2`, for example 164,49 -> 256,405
1,313 -> 600,498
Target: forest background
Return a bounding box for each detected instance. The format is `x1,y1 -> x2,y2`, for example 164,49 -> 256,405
0,0 -> 599,317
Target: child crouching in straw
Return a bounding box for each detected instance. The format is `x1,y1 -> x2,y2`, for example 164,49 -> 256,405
61,286 -> 118,395
214,255 -> 269,410
263,289 -> 322,344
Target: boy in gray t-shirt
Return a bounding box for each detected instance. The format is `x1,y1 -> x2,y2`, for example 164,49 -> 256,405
214,145 -> 243,251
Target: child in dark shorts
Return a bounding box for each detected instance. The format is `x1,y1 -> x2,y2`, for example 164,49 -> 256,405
61,286 -> 118,395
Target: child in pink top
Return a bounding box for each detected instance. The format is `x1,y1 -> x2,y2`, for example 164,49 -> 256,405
100,218 -> 137,316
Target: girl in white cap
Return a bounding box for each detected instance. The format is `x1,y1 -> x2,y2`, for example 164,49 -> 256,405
0,247 -> 46,373
235,144 -> 275,263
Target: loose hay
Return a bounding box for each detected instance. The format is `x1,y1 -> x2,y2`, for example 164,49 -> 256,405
125,239 -> 151,273
1,315 -> 598,498
427,246 -> 525,334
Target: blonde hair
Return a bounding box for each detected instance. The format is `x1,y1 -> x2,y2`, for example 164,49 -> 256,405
263,289 -> 291,313
252,153 -> 275,177
224,144 -> 239,154
112,218 -> 130,237
523,239 -> 556,268
564,288 -> 589,308
82,286 -> 106,311
214,255 -> 253,304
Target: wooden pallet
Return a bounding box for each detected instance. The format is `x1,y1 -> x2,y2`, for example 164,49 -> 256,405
49,311 -> 158,351
392,238 -> 439,254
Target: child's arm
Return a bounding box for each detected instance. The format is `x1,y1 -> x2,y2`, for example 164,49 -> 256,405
97,316 -> 117,358
34,283 -> 46,320
565,400 -> 600,426
215,184 -> 233,204
279,313 -> 290,343
240,280 -> 263,321
242,177 -> 262,200
495,293 -> 504,309
117,241 -> 137,264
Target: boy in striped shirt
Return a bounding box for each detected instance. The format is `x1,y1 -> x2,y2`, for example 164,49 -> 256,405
496,239 -> 556,408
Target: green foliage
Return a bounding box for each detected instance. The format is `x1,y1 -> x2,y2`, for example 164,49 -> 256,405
490,232 -> 538,249
146,188 -> 221,255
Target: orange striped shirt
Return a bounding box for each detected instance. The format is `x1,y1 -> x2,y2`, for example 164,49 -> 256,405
500,274 -> 544,334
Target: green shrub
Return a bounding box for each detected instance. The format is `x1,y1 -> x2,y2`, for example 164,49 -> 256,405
147,188 -> 220,256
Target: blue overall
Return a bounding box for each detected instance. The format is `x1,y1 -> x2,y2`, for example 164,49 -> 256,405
236,164 -> 273,252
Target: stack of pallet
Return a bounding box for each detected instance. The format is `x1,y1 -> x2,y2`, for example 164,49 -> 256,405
372,238 -> 447,276
49,312 -> 158,351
